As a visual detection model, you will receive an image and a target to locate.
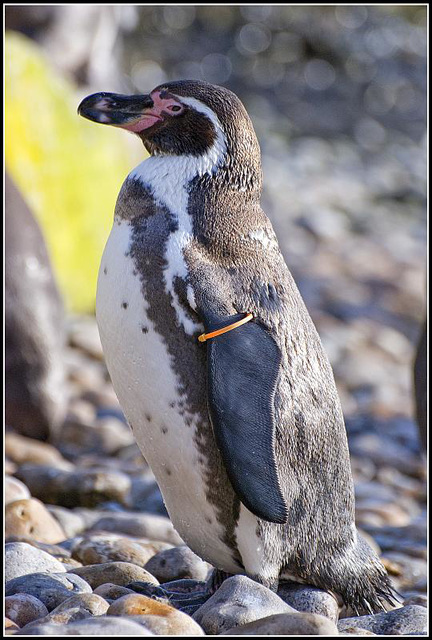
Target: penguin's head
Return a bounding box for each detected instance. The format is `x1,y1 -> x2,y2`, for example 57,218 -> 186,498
78,80 -> 262,191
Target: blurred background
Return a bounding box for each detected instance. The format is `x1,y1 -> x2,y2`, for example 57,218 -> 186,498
5,5 -> 427,597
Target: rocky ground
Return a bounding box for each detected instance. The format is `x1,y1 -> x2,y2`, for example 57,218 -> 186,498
5,7 -> 427,635
5,127 -> 427,638
5,177 -> 427,636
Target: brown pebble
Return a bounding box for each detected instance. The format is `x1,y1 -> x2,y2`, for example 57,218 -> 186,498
5,618 -> 20,630
5,498 -> 66,543
94,583 -> 136,601
5,594 -> 49,628
5,476 -> 31,505
50,593 -> 109,616
107,595 -> 205,635
5,433 -> 72,469
72,534 -> 158,566
108,594 -> 177,617
68,561 -> 159,589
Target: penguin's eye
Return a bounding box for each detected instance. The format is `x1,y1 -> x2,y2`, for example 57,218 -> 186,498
167,105 -> 182,113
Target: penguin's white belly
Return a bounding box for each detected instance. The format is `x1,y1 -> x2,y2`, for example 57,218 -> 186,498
96,220 -> 239,573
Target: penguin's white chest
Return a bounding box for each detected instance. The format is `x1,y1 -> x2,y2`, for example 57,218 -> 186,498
96,219 -> 239,573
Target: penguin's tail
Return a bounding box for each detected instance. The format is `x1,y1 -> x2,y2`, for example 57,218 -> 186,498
327,534 -> 402,615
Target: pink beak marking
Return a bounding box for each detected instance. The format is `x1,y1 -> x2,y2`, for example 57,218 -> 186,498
122,91 -> 182,132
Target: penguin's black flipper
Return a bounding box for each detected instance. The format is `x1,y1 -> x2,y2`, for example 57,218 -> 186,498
205,313 -> 288,524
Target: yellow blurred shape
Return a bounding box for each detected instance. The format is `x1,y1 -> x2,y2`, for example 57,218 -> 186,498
5,31 -> 138,312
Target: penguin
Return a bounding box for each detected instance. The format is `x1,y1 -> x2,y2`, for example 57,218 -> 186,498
78,80 -> 397,614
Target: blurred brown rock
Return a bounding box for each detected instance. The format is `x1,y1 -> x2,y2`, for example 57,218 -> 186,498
413,320 -> 427,450
5,173 -> 67,441
5,498 -> 66,544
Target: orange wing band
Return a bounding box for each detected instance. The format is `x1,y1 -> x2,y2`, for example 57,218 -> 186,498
198,313 -> 254,343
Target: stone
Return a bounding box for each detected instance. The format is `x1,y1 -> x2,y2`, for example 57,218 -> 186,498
5,499 -> 66,543
339,626 -> 377,635
5,173 -> 67,443
20,607 -> 91,628
89,512 -> 183,544
5,476 -> 31,504
93,583 -> 136,601
15,616 -> 154,635
14,466 -> 70,505
278,582 -> 339,622
5,433 -> 71,469
192,575 -> 295,635
129,476 -> 167,515
382,552 -> 427,592
46,506 -> 85,538
107,595 -> 204,635
337,605 -> 428,635
5,537 -> 71,560
5,572 -> 92,611
15,465 -> 131,508
71,534 -> 159,566
59,416 -> 134,457
5,543 -> 66,582
5,459 -> 17,475
20,594 -> 110,628
404,594 -> 427,608
222,612 -> 339,635
144,545 -> 210,583
50,593 -> 109,616
68,562 -> 159,589
5,594 -> 49,628
68,316 -> 104,359
5,618 -> 20,631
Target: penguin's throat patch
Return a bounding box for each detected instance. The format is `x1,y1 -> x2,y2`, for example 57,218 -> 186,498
123,114 -> 162,132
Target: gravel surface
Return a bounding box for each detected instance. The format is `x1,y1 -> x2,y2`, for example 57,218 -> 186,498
4,5 -> 426,636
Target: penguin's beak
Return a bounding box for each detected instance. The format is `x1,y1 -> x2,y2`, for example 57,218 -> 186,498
78,92 -> 159,131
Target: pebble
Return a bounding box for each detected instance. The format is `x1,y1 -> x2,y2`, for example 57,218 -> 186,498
5,572 -> 92,611
46,506 -> 86,538
20,606 -> 94,628
339,626 -> 377,635
337,605 -> 428,635
5,476 -> 31,504
15,616 -> 154,635
5,433 -> 72,470
68,316 -> 104,359
89,511 -> 183,544
361,523 -> 427,559
59,417 -> 134,457
5,543 -> 66,582
93,583 -> 136,601
50,593 -> 109,616
144,545 -> 210,583
15,465 -> 131,508
71,534 -> 162,566
129,476 -> 167,515
5,458 -> 17,475
5,594 -> 49,628
404,594 -> 427,608
68,561 -> 160,589
126,614 -> 204,635
5,618 -> 20,631
277,582 -> 339,623
221,612 -> 339,635
382,552 -> 427,593
107,594 -> 204,635
5,498 -> 66,543
192,575 -> 296,635
5,537 -> 71,560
